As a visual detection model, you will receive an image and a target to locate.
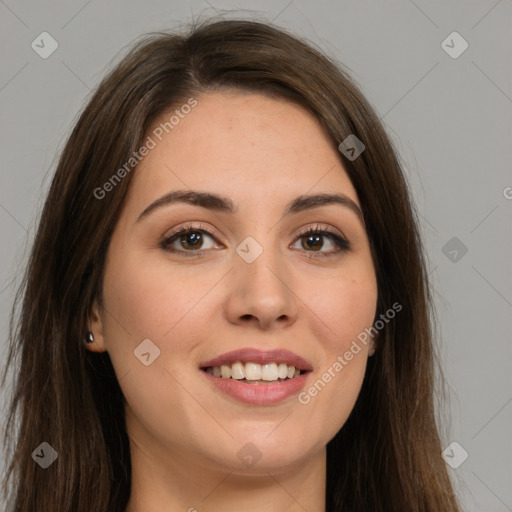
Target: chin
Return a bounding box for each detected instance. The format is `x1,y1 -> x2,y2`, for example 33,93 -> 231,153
206,430 -> 322,476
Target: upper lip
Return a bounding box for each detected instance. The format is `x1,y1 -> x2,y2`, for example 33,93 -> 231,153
200,348 -> 313,371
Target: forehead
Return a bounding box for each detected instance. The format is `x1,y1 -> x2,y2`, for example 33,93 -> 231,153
126,91 -> 359,216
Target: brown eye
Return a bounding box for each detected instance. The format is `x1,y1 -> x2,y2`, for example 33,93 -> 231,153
178,231 -> 204,250
160,225 -> 221,255
291,226 -> 351,258
301,233 -> 324,251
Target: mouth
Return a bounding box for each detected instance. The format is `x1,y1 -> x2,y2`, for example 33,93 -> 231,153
202,361 -> 308,384
199,348 -> 312,405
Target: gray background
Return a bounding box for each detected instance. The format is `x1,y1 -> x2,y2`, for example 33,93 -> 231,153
1,1 -> 511,510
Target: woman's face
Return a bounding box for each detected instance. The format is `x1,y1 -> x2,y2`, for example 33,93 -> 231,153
89,91 -> 378,475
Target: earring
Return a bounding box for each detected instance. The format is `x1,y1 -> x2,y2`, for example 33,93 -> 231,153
85,331 -> 94,344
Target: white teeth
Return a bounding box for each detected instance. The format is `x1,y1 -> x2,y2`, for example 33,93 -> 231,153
220,364 -> 231,378
245,362 -> 261,380
278,363 -> 288,379
261,363 -> 278,381
206,361 -> 304,381
231,362 -> 245,380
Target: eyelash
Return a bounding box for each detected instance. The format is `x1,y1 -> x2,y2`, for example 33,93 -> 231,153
159,223 -> 351,259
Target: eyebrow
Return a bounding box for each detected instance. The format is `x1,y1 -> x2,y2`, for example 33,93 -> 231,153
136,189 -> 364,224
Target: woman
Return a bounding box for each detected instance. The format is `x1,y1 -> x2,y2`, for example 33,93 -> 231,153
1,18 -> 461,511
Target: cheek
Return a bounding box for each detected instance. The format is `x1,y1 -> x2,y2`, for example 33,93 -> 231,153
307,271 -> 378,347
99,252 -> 215,437
101,249 -> 218,341
294,271 -> 377,437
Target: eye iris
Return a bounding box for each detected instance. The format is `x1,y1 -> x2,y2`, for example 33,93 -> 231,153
302,234 -> 323,251
180,231 -> 202,249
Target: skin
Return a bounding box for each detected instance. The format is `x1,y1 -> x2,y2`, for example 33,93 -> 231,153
87,91 -> 378,512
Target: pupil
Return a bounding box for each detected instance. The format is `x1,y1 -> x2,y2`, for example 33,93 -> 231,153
304,234 -> 322,251
181,232 -> 202,249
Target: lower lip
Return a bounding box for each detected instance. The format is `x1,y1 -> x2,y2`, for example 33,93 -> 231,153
202,370 -> 310,405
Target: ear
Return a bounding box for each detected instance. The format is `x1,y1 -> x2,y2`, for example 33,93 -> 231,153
85,299 -> 108,353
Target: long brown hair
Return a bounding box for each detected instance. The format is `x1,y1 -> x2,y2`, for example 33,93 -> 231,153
1,17 -> 460,511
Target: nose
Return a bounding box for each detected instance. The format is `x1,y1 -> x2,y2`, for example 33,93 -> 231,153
223,244 -> 299,330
